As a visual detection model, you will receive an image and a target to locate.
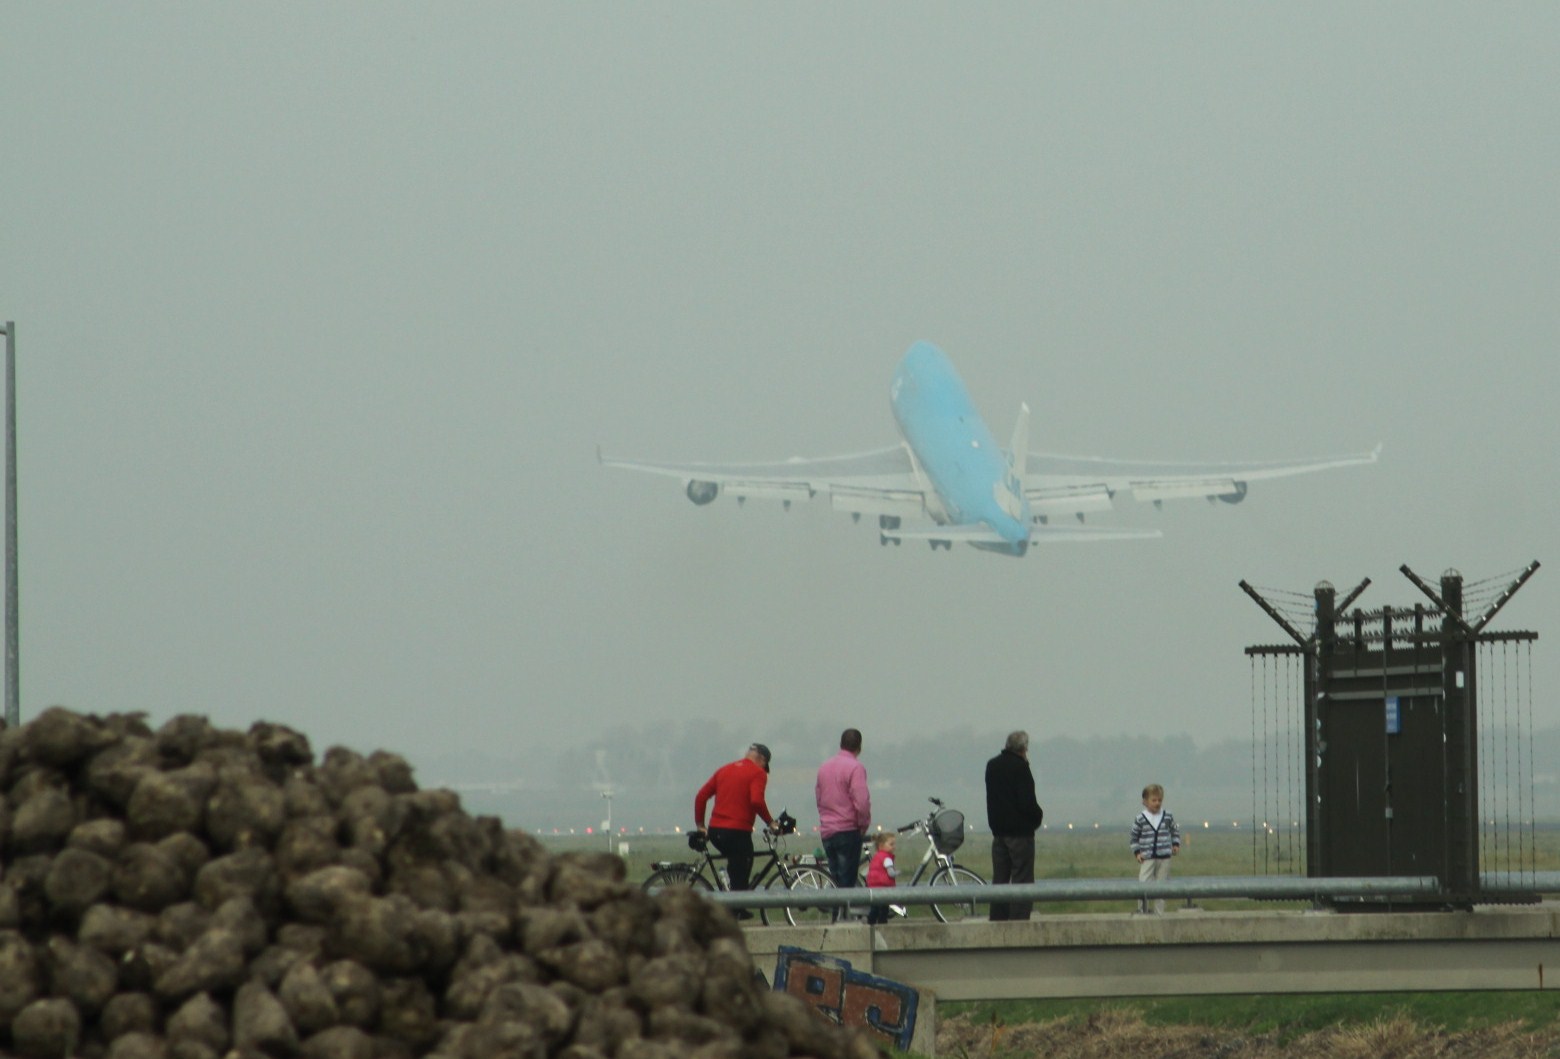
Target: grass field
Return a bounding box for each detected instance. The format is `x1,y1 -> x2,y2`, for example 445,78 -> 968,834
934,997 -> 1560,1058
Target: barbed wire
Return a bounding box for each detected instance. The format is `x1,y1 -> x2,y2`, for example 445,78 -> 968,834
1462,565 -> 1532,592
1246,584 -> 1316,602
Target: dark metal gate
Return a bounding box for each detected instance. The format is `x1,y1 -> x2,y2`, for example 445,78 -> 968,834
1242,563 -> 1539,906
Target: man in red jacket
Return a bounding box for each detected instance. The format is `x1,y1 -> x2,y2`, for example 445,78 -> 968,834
694,742 -> 775,895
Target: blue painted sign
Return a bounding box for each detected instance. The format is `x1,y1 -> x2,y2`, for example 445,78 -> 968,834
774,946 -> 920,1051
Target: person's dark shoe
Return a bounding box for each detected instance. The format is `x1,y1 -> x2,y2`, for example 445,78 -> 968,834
733,909 -> 754,921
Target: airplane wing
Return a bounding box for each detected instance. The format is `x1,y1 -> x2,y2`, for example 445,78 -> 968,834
1029,524 -> 1163,543
886,522 -> 1163,544
883,523 -> 1003,543
1023,445 -> 1380,521
599,444 -> 931,519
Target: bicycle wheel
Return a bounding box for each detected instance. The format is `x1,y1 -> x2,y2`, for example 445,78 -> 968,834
755,871 -> 785,926
643,865 -> 714,896
929,865 -> 985,923
774,865 -> 836,926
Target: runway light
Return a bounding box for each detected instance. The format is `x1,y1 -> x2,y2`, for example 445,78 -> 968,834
1203,821 -> 1210,828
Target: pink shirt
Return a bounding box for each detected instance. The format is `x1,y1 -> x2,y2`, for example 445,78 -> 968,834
815,749 -> 871,838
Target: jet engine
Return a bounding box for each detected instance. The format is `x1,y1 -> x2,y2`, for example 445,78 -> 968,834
1218,481 -> 1249,504
686,480 -> 719,505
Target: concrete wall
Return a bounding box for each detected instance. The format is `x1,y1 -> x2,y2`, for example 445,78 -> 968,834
747,904 -> 1560,1001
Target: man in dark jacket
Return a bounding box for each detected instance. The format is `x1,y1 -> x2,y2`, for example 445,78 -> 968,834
984,730 -> 1043,921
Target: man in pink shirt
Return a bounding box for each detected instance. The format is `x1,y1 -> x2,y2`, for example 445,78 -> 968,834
815,728 -> 871,915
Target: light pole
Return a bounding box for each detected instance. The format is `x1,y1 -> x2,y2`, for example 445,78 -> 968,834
601,789 -> 614,854
2,321 -> 15,729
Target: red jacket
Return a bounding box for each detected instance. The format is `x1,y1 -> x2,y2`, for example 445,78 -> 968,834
866,848 -> 896,888
695,757 -> 773,831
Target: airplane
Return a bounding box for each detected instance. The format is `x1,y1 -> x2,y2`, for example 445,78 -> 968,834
601,341 -> 1379,557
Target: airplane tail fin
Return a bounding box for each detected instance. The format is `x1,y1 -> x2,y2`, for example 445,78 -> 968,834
1008,402 -> 1030,493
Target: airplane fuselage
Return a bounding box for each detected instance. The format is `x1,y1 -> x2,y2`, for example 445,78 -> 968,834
890,341 -> 1031,556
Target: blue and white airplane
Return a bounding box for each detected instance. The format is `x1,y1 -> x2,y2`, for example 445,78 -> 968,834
602,341 -> 1379,557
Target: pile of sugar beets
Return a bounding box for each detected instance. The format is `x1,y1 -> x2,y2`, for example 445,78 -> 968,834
0,707 -> 880,1059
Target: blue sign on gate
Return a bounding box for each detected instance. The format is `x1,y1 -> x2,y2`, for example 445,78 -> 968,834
1385,696 -> 1400,735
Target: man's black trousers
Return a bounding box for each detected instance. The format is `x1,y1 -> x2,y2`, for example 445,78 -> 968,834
708,828 -> 755,890
990,833 -> 1036,920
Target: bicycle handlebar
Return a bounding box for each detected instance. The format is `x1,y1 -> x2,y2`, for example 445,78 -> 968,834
896,800 -> 955,833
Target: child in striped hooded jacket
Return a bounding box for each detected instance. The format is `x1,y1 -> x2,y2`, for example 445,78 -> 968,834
1129,783 -> 1181,913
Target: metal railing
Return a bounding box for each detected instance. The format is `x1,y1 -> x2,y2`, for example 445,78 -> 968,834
701,874 -> 1505,911
1480,871 -> 1560,891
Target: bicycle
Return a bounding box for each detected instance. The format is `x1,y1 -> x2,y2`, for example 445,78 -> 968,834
858,797 -> 987,923
642,810 -> 836,926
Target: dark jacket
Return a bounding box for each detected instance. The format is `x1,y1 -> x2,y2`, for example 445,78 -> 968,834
985,748 -> 1043,836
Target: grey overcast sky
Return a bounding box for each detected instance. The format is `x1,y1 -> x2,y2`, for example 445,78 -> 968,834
2,6 -> 1557,777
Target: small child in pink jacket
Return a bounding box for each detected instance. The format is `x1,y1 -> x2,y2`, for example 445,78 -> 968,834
865,832 -> 897,925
